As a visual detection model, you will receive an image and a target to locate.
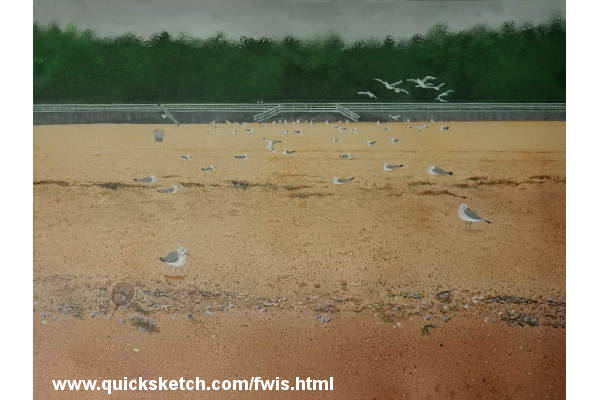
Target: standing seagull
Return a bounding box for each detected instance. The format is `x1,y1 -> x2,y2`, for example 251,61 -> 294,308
153,129 -> 165,142
435,90 -> 454,103
410,124 -> 429,132
428,165 -> 454,176
339,153 -> 353,159
333,177 -> 355,184
134,175 -> 157,184
181,154 -> 192,160
157,184 -> 181,194
384,163 -> 404,171
357,91 -> 377,99
458,203 -> 491,230
159,246 -> 189,275
367,140 -> 377,146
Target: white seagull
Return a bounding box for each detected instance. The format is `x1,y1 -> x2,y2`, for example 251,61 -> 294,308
428,165 -> 454,176
458,203 -> 491,230
390,137 -> 399,144
157,184 -> 181,194
357,91 -> 377,99
339,153 -> 353,159
264,139 -> 282,152
407,76 -> 436,88
134,175 -> 157,184
435,90 -> 454,102
384,163 -> 404,171
367,140 -> 377,146
333,177 -> 355,184
181,154 -> 192,160
374,78 -> 404,90
201,165 -> 216,172
424,82 -> 446,91
409,124 -> 429,132
159,246 -> 189,274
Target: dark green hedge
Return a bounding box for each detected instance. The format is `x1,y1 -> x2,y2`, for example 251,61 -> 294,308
34,18 -> 565,103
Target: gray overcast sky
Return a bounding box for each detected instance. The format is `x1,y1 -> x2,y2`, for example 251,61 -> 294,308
34,0 -> 565,40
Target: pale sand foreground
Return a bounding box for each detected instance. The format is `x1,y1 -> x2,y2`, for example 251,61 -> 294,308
34,121 -> 565,399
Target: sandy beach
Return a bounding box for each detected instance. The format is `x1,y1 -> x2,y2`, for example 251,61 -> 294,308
33,121 -> 565,399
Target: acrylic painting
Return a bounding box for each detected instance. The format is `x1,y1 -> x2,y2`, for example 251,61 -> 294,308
33,0 -> 566,398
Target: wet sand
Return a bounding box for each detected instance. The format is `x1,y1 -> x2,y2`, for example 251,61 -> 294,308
33,121 -> 565,399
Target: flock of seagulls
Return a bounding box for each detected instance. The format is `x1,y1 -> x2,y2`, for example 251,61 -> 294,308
139,115 -> 493,275
358,75 -> 454,102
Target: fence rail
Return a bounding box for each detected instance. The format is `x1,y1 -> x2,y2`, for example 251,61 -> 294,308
33,102 -> 565,113
33,102 -> 565,124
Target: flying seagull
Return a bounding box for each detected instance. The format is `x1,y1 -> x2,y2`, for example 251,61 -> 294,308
159,246 -> 189,274
384,163 -> 404,171
357,91 -> 377,99
428,165 -> 454,176
133,175 -> 157,184
339,153 -> 353,159
458,203 -> 491,230
201,165 -> 216,172
374,78 -> 404,91
435,90 -> 454,102
407,76 -> 436,88
264,139 -> 282,152
158,104 -> 180,126
424,82 -> 446,91
156,184 -> 181,194
389,114 -> 401,121
333,177 -> 355,184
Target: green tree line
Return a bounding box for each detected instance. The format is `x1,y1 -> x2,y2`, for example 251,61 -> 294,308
33,17 -> 565,103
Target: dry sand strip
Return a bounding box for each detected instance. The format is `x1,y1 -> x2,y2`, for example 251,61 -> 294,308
34,312 -> 564,400
34,121 -> 565,399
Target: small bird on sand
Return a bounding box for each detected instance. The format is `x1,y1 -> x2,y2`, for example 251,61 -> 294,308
157,184 -> 181,194
282,149 -> 296,155
384,163 -> 404,171
440,125 -> 450,131
110,282 -> 134,319
159,246 -> 189,274
201,165 -> 216,172
428,165 -> 454,176
367,140 -> 377,146
333,177 -> 355,184
410,124 -> 429,132
458,203 -> 491,230
390,137 -> 400,144
339,153 -> 353,159
181,154 -> 192,160
234,154 -> 248,159
153,129 -> 165,142
134,175 -> 157,184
